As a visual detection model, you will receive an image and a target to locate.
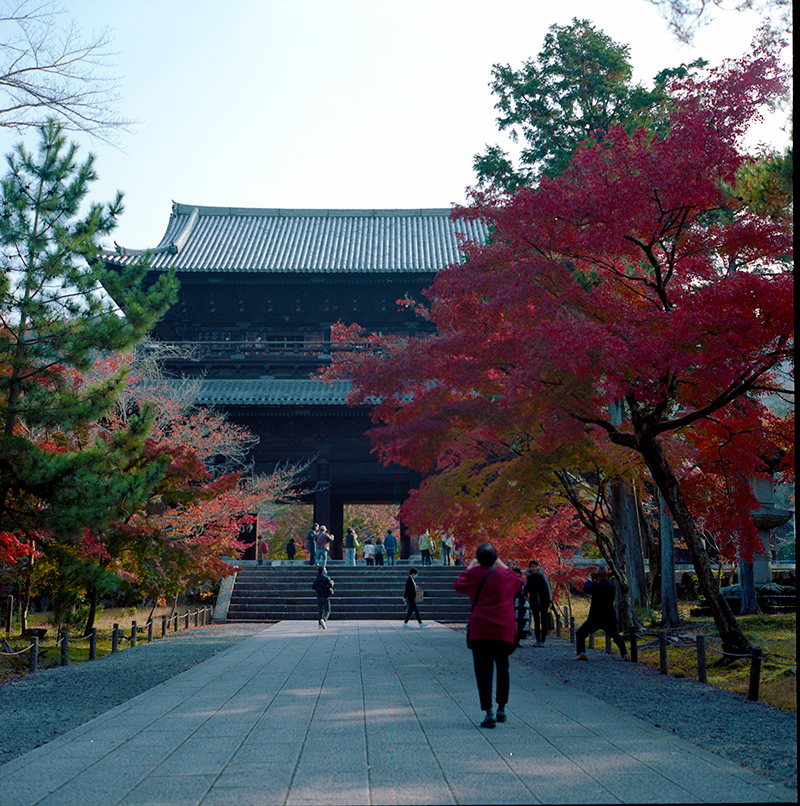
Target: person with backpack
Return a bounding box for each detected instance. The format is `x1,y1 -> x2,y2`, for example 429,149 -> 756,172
374,536 -> 385,566
384,529 -> 398,566
312,566 -> 334,629
344,527 -> 359,566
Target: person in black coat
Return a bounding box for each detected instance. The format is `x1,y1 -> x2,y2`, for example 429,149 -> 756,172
312,566 -> 334,629
403,568 -> 424,626
575,565 -> 628,660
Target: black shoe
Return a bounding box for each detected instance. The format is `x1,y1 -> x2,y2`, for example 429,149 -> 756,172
480,716 -> 496,729
496,711 -> 507,723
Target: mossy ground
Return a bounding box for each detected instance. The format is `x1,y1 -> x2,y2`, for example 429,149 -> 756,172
567,595 -> 796,712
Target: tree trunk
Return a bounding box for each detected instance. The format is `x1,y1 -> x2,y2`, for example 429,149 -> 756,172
612,479 -> 649,617
83,586 -> 99,637
658,490 -> 680,627
738,561 -> 759,615
641,438 -> 751,656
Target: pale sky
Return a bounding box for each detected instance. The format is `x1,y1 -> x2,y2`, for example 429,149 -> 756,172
2,0 -> 787,250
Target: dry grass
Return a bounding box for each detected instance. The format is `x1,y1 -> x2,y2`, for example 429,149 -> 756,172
565,595 -> 796,713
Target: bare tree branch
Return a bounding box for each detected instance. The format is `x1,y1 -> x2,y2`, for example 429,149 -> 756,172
0,0 -> 135,144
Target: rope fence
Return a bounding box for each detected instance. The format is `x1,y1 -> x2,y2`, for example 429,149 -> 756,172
555,606 -> 796,704
0,606 -> 214,675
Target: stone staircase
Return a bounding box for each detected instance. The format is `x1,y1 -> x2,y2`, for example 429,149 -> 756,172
222,564 -> 472,623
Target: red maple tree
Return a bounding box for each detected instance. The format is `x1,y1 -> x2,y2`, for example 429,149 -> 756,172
325,40 -> 793,655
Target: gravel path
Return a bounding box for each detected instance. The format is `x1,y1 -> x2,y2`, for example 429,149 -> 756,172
0,622 -> 795,793
512,632 -> 797,792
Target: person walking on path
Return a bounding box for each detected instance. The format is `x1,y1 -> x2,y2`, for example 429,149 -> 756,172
305,524 -> 319,566
285,538 -> 296,562
525,560 -> 552,646
344,527 -> 359,566
315,527 -> 333,568
575,565 -> 628,661
311,566 -> 334,629
418,532 -> 432,566
384,529 -> 398,565
403,568 -> 424,626
455,543 -> 523,729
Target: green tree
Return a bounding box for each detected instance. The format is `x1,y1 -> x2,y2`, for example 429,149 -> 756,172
474,18 -> 705,190
0,119 -> 178,546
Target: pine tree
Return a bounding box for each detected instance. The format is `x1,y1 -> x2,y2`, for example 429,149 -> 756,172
0,119 -> 178,542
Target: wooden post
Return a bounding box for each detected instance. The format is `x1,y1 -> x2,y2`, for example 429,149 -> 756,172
29,635 -> 38,673
147,619 -> 154,643
629,628 -> 638,663
173,614 -> 178,633
131,621 -> 137,647
562,606 -> 568,630
555,611 -> 561,638
696,635 -> 707,683
588,632 -> 594,650
5,594 -> 12,635
161,614 -> 167,638
194,609 -> 199,628
112,623 -> 119,653
605,634 -> 612,655
184,612 -> 190,630
89,628 -> 97,661
60,629 -> 68,666
748,646 -> 763,702
570,617 -> 575,644
658,631 -> 667,675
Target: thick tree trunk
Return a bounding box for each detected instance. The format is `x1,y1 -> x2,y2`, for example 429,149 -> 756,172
642,438 -> 751,656
658,490 -> 680,628
738,561 -> 759,615
612,479 -> 649,616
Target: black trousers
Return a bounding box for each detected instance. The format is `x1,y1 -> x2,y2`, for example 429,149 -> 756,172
576,616 -> 627,655
469,639 -> 512,711
317,596 -> 331,622
531,605 -> 549,643
404,598 -> 421,623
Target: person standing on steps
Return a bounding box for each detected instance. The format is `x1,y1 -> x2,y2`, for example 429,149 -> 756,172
525,560 -> 552,647
285,537 -> 296,562
384,529 -> 398,566
403,568 -> 424,626
455,543 -> 522,729
312,565 -> 334,629
363,538 -> 375,566
441,533 -> 454,566
344,527 -> 359,566
575,565 -> 629,661
306,524 -> 319,566
315,527 -> 332,568
374,536 -> 385,566
418,531 -> 432,566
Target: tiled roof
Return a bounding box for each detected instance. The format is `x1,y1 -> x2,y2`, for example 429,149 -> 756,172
194,378 -> 356,406
104,204 -> 488,274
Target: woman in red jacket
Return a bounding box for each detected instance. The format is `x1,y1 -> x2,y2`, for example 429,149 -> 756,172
455,543 -> 523,728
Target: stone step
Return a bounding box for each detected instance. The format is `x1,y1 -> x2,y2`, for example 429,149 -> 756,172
223,564 -> 471,622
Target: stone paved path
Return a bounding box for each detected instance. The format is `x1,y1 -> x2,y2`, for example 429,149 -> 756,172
0,621 -> 794,805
